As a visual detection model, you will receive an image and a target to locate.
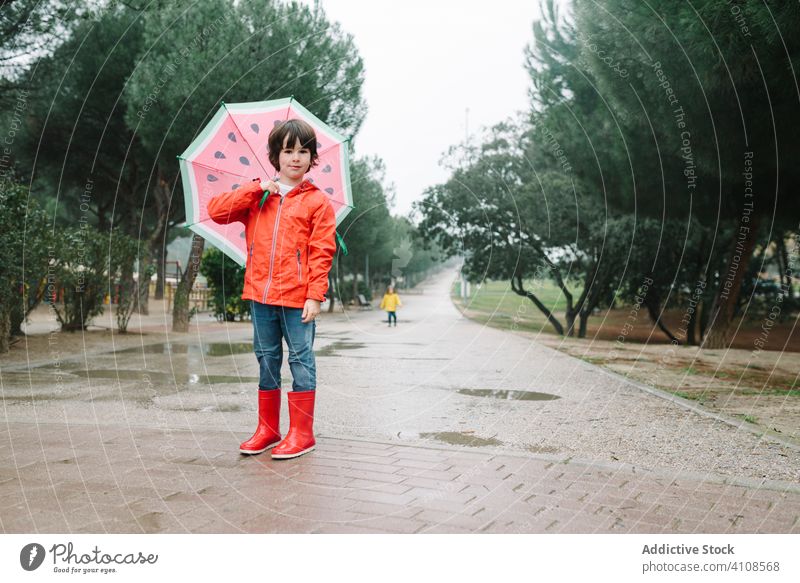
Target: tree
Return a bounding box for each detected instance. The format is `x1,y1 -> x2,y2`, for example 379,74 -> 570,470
0,177 -> 53,351
417,118 -> 629,338
335,155 -> 394,304
0,0 -> 86,105
574,0 -> 800,348
122,0 -> 367,329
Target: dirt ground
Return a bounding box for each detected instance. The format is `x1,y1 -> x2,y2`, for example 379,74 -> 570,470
456,303 -> 800,446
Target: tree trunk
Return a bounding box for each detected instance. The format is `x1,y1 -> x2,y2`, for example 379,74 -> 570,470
154,243 -> 165,300
0,308 -> 10,353
644,295 -> 679,343
776,234 -> 793,309
564,309 -> 577,337
150,168 -> 172,301
687,298 -> 698,345
511,276 -> 564,335
134,251 -> 151,315
351,268 -> 358,305
578,311 -> 589,338
326,272 -> 336,312
172,234 -> 204,333
701,213 -> 761,349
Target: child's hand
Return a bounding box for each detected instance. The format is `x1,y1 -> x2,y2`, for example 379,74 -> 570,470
260,180 -> 279,195
302,299 -> 321,323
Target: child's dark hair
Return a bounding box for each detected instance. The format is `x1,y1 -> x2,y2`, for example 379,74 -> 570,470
268,119 -> 319,171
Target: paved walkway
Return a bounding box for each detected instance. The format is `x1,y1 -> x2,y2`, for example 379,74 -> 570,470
1,268 -> 799,533
2,421 -> 798,533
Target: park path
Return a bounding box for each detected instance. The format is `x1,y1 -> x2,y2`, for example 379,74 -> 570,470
1,268 -> 798,533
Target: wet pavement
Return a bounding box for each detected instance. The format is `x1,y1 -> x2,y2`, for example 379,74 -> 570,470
1,268 -> 799,533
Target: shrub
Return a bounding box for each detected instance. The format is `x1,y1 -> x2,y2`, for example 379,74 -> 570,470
0,178 -> 53,351
199,247 -> 250,321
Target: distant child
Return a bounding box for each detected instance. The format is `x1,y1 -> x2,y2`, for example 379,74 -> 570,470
380,285 -> 402,327
207,119 -> 336,459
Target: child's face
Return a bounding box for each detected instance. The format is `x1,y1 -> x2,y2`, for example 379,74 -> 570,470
279,136 -> 311,182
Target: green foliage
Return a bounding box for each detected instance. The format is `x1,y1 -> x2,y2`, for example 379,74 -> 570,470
50,228 -> 108,331
199,247 -> 250,322
0,178 -> 54,349
111,234 -> 142,333
49,227 -> 135,332
17,4 -> 149,233
124,0 -> 366,175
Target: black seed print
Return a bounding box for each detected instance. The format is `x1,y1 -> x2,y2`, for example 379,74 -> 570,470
322,164 -> 332,173
239,156 -> 250,166
227,132 -> 237,142
214,151 -> 226,159
232,184 -> 240,189
250,123 -> 259,133
325,188 -> 334,195
207,175 -> 218,182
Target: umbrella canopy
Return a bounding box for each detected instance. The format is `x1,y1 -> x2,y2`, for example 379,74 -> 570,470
178,97 -> 352,265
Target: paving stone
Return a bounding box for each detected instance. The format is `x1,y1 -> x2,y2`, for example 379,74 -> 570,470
2,420 -> 799,533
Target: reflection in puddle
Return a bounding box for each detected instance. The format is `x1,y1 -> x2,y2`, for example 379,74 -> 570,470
0,371 -> 74,385
419,431 -> 503,447
457,388 -> 560,401
315,340 -> 367,357
114,342 -> 254,356
173,403 -> 244,413
74,369 -> 258,385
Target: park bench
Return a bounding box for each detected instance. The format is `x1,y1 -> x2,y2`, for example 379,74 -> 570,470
357,294 -> 373,310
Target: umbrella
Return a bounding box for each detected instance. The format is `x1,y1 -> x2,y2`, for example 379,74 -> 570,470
178,97 -> 352,265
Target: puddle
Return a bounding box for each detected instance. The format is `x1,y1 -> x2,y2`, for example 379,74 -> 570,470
173,403 -> 244,413
114,342 -> 253,357
0,371 -> 77,385
67,369 -> 258,385
315,340 -> 367,357
456,388 -> 560,401
419,431 -> 503,447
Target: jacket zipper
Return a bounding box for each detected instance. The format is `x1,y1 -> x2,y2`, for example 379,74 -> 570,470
261,195 -> 284,303
246,241 -> 254,287
296,248 -> 302,282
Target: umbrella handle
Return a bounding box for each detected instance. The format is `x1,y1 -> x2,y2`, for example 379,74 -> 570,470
336,230 -> 348,256
259,176 -> 280,208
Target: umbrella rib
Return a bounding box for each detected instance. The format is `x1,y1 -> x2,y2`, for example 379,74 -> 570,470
222,102 -> 272,180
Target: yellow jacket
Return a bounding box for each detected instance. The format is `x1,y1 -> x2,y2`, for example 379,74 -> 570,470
380,292 -> 402,311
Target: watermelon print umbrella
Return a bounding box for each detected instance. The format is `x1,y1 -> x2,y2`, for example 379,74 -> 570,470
178,97 -> 353,265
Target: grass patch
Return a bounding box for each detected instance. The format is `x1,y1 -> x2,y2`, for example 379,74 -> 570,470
671,391 -> 704,402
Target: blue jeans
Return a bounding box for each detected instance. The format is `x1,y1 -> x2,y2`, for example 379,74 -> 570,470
251,300 -> 316,392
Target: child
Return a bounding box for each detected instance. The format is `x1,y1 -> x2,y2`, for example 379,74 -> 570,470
207,119 -> 336,459
380,285 -> 402,327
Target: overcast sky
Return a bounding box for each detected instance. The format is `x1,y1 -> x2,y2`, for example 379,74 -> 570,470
305,0 -> 545,216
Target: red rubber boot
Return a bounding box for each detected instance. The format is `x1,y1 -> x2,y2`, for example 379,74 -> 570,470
271,390 -> 316,459
239,389 -> 281,454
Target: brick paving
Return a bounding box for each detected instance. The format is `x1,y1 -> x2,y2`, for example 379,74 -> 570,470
1,420 -> 798,534
3,269 -> 800,533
